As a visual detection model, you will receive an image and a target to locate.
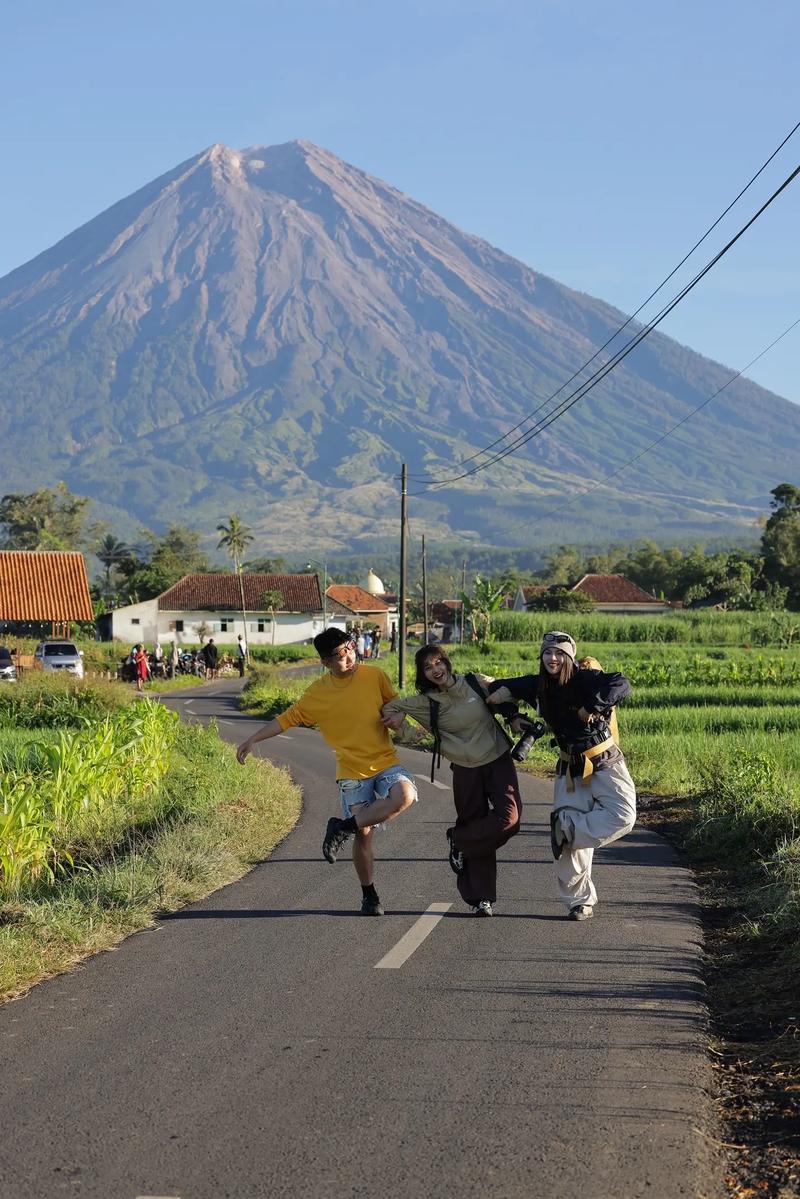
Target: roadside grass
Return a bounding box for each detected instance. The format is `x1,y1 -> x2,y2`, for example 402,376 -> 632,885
0,680 -> 301,1001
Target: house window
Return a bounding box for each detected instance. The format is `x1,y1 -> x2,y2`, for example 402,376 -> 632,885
220,620 -> 230,633
258,621 -> 266,633
175,620 -> 184,633
131,618 -> 140,625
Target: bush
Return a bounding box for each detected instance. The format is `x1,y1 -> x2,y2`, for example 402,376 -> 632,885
0,675 -> 133,729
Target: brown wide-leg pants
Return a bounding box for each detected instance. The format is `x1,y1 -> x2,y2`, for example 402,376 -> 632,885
450,752 -> 521,906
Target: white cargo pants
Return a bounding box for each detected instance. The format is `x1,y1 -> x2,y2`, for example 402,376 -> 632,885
552,757 -> 637,909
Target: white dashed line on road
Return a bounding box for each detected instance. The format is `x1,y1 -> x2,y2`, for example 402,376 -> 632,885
413,773 -> 449,791
374,903 -> 452,970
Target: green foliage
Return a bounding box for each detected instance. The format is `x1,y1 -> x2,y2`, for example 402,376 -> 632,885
761,483 -> 800,605
459,575 -> 512,643
527,586 -> 595,613
0,701 -> 178,896
490,610 -> 796,646
0,675 -> 133,729
117,523 -> 210,601
0,483 -> 92,551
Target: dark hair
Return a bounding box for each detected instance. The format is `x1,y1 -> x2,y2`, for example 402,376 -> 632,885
313,627 -> 352,658
414,645 -> 454,693
536,655 -> 576,727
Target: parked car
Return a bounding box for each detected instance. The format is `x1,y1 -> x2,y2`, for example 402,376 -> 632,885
34,640 -> 85,679
0,646 -> 17,683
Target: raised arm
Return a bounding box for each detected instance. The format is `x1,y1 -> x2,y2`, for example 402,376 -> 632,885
236,718 -> 284,763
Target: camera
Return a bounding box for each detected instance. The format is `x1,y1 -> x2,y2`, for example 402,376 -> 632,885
511,716 -> 547,762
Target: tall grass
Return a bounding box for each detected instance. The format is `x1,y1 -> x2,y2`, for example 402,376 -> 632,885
492,610 -> 798,646
0,701 -> 178,897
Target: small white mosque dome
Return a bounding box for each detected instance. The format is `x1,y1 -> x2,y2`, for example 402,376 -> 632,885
362,569 -> 385,595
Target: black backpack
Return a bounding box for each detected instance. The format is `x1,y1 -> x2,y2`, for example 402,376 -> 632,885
427,672 -> 512,782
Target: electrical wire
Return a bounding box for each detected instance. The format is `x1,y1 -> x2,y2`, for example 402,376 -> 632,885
409,162 -> 800,496
415,312 -> 799,554
407,118 -> 800,485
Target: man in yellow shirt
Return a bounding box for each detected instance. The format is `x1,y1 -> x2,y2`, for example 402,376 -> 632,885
236,627 -> 417,915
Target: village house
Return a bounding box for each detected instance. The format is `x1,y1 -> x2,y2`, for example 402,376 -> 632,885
110,572 -> 346,647
511,584 -> 547,612
326,583 -> 393,635
571,573 -> 672,614
0,550 -> 94,637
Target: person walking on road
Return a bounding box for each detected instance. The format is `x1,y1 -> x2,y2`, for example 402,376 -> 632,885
487,631 -> 636,921
236,627 -> 417,916
236,634 -> 247,678
382,645 -> 523,917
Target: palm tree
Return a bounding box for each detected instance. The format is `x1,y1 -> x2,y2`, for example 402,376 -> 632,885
217,514 -> 254,657
96,534 -> 131,602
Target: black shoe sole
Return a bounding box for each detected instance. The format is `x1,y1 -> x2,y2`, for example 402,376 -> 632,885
361,903 -> 384,916
446,829 -> 464,874
550,811 -> 564,860
323,816 -> 345,863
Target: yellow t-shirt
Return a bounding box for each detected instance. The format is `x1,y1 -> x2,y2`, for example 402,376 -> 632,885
276,665 -> 400,780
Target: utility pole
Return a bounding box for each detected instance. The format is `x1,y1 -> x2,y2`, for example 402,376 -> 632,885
399,464 -> 408,688
460,557 -> 467,645
421,534 -> 428,647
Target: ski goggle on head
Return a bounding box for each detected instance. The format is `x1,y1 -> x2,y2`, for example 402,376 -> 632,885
540,632 -> 577,661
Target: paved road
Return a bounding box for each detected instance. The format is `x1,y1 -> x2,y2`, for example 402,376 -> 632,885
2,680 -> 721,1198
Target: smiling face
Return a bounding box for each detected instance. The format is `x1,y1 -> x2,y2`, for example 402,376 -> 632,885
542,647 -> 568,676
421,653 -> 454,691
324,640 -> 358,678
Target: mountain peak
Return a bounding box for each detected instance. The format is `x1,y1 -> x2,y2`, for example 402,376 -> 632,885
0,141 -> 797,550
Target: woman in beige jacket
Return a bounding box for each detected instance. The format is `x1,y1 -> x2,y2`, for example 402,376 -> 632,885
382,645 -> 523,916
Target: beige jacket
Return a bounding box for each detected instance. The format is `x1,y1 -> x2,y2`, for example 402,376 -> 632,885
383,672 -> 512,769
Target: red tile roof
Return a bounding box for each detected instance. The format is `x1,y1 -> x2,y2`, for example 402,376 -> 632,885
521,585 -> 546,600
158,573 -> 322,613
571,574 -> 664,604
326,584 -> 390,613
0,551 -> 94,622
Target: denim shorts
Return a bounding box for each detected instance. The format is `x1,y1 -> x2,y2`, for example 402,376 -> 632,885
338,766 -> 418,819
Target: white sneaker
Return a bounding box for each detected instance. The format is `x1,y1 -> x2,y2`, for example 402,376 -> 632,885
472,900 -> 493,917
568,905 -> 594,921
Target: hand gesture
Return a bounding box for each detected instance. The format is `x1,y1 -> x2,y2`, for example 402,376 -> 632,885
381,712 -> 405,730
236,739 -> 252,764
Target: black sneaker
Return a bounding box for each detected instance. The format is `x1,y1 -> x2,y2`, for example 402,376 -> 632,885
322,816 -> 351,863
446,827 -> 464,874
471,900 -> 493,917
361,894 -> 384,916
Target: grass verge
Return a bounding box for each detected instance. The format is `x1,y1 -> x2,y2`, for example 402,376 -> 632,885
0,721 -> 300,1002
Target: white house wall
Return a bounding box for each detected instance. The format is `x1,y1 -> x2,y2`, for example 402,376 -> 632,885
112,606 -> 346,647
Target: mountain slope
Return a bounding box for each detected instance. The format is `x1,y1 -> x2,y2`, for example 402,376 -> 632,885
0,139 -> 797,550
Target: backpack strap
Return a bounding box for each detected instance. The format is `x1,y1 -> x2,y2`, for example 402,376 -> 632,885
464,672 -> 513,749
428,696 -> 443,782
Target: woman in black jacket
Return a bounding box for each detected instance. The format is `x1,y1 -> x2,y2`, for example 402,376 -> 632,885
488,630 -> 636,921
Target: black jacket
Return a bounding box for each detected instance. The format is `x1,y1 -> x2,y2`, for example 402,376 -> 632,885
488,668 -> 631,753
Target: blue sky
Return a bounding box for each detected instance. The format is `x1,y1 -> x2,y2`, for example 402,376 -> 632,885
3,0 -> 799,401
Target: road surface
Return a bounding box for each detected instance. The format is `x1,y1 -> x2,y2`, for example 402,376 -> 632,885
1,679 -> 721,1198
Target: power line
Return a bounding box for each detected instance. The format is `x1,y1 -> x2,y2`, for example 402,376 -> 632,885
524,315 -> 800,526
407,118 -> 800,485
409,161 -> 800,496
416,313 -> 800,552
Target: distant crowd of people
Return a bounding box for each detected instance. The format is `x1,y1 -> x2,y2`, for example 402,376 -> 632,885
122,635 -> 247,690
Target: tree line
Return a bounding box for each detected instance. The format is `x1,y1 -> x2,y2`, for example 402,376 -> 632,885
1,482 -> 798,612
